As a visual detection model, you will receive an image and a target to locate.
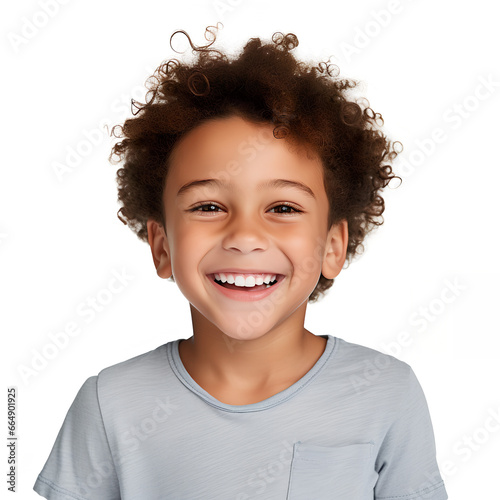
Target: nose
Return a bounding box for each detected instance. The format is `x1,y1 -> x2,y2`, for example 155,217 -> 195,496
221,211 -> 269,254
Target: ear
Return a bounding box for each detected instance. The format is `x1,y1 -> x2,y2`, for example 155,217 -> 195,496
146,219 -> 172,279
321,219 -> 348,280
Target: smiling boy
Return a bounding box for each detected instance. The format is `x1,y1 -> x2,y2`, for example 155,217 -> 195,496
34,27 -> 448,499
147,114 -> 345,405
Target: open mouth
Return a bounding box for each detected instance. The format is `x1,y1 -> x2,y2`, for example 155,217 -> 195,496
208,274 -> 284,292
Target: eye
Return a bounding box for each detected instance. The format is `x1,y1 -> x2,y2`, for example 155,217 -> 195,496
187,202 -> 303,216
269,203 -> 302,215
189,203 -> 223,213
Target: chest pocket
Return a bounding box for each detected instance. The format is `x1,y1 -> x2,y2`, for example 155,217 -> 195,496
286,441 -> 374,500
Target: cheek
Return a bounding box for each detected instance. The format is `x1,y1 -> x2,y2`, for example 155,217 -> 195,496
286,231 -> 325,278
169,227 -> 204,277
283,226 -> 316,252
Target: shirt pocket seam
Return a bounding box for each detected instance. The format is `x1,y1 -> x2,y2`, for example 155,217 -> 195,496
286,442 -> 374,499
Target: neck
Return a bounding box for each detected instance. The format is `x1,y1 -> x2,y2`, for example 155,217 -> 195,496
179,304 -> 326,392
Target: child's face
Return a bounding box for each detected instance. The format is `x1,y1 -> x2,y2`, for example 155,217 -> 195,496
147,115 -> 347,342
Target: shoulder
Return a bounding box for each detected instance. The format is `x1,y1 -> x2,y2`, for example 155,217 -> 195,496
94,341 -> 175,399
332,337 -> 416,400
64,343 -> 172,418
81,341 -> 183,430
334,337 -> 412,374
99,342 -> 170,375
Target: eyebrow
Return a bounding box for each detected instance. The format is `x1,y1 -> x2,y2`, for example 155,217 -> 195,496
176,178 -> 316,199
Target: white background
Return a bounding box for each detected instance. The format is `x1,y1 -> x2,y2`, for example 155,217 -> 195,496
2,0 -> 499,497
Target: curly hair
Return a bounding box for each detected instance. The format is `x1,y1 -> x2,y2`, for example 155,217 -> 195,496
109,23 -> 402,303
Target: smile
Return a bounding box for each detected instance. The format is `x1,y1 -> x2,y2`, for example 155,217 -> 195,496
206,273 -> 286,302
213,272 -> 279,287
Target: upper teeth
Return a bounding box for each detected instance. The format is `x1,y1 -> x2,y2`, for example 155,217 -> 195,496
214,273 -> 277,287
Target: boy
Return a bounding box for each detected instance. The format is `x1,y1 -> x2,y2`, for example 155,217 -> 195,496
34,26 -> 448,499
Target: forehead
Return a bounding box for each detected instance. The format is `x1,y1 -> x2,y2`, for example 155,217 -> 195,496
166,115 -> 324,192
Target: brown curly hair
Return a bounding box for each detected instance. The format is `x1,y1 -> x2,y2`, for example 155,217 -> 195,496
109,23 -> 402,303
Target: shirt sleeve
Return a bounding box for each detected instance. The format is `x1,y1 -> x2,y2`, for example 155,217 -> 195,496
374,366 -> 448,500
33,376 -> 121,500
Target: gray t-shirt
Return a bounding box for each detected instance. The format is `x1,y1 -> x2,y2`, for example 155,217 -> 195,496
33,335 -> 448,499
